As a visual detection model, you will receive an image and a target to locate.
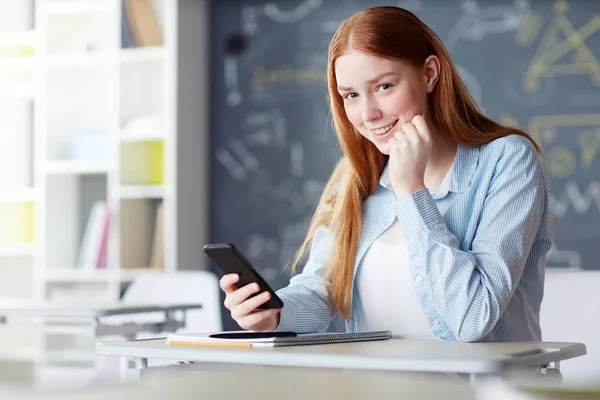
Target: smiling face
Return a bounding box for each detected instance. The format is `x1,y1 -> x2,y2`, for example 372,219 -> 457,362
335,49 -> 437,155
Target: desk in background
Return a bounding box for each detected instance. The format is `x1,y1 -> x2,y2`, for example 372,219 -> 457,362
0,302 -> 202,338
0,302 -> 203,390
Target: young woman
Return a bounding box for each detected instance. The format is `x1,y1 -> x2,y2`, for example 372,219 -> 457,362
220,6 -> 551,342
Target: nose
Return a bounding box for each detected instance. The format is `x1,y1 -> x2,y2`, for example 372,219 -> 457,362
361,98 -> 382,123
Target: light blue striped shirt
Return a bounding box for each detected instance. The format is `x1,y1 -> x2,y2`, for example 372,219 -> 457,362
276,134 -> 552,342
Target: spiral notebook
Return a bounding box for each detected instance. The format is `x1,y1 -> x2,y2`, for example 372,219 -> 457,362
166,330 -> 393,348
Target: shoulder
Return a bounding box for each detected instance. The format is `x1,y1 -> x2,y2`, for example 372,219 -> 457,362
478,134 -> 542,173
479,134 -> 539,160
476,134 -> 544,188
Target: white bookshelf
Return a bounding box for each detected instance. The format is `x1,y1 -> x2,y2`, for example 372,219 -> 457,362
44,267 -> 111,283
0,0 -> 38,378
0,30 -> 37,46
44,2 -> 113,16
120,45 -> 164,62
118,184 -> 165,199
0,243 -> 37,257
0,0 -> 196,388
0,83 -> 36,99
35,0 -> 176,290
46,160 -> 111,175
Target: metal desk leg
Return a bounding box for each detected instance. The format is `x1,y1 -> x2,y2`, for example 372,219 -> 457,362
469,373 -> 477,385
539,361 -> 562,382
116,357 -> 145,383
118,355 -> 147,383
138,361 -> 245,381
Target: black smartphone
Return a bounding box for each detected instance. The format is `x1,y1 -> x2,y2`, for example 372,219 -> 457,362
209,332 -> 296,340
203,243 -> 284,309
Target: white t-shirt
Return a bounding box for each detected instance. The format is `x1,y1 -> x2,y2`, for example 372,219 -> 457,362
355,164 -> 453,339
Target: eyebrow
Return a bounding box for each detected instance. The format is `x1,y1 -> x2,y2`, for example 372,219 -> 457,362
337,72 -> 397,91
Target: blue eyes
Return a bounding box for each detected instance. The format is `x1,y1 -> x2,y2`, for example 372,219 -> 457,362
342,83 -> 392,100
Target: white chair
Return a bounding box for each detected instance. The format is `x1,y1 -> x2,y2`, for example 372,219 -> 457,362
540,270 -> 600,384
121,270 -> 222,335
91,270 -> 223,384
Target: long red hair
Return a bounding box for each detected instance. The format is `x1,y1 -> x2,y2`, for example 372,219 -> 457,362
290,6 -> 541,320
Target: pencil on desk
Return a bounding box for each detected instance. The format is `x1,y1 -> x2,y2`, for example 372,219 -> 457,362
166,340 -> 253,349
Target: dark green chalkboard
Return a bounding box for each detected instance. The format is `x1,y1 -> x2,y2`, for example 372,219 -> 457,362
208,0 -> 600,328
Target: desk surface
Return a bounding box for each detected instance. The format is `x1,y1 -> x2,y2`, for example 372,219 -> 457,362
0,302 -> 202,318
95,338 -> 586,375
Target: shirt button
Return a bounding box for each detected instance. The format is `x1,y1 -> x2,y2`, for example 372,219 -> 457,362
433,319 -> 441,327
415,276 -> 423,284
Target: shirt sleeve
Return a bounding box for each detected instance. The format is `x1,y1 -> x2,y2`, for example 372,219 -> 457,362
274,224 -> 336,333
394,139 -> 548,342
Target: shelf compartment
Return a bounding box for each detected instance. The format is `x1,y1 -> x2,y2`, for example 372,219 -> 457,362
0,258 -> 34,296
0,99 -> 33,188
45,175 -> 108,269
0,201 -> 35,244
0,1 -> 34,34
120,140 -> 163,185
46,160 -> 110,175
120,198 -> 163,270
46,66 -> 112,161
45,9 -> 112,56
120,60 -> 163,127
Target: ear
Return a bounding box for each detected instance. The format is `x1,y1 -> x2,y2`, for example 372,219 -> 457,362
423,55 -> 440,93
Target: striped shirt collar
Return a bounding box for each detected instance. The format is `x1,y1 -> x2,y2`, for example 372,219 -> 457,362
379,144 -> 479,196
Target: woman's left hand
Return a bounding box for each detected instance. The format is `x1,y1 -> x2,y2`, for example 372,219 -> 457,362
388,115 -> 433,199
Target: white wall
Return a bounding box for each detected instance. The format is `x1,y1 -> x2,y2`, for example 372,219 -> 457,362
540,270 -> 600,384
176,0 -> 210,271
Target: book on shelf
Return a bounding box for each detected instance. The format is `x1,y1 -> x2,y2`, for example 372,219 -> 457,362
122,0 -> 163,48
120,200 -> 163,270
121,0 -> 137,49
76,200 -> 109,270
149,202 -> 164,270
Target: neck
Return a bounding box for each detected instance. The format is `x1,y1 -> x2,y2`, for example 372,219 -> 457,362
428,123 -> 458,170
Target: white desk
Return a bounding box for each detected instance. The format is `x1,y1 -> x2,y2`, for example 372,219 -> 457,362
95,337 -> 586,381
0,302 -> 202,338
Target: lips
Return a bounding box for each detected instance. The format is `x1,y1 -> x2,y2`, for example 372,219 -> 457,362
369,119 -> 398,140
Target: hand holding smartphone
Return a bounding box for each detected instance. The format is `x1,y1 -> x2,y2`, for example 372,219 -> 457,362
204,243 -> 284,310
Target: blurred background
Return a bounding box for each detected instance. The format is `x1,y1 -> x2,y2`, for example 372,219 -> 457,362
0,0 -> 598,391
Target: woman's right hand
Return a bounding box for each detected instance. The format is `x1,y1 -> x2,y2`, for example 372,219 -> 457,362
220,273 -> 281,332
